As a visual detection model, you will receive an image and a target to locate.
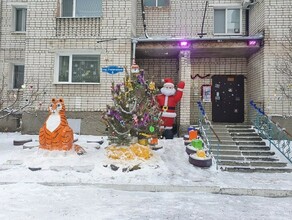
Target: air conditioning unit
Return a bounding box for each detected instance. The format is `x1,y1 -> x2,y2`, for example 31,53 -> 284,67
242,0 -> 256,9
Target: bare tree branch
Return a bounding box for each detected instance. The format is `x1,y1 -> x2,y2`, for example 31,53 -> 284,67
0,73 -> 47,120
275,27 -> 292,101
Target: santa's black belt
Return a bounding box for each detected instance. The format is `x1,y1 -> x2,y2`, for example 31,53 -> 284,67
161,106 -> 175,110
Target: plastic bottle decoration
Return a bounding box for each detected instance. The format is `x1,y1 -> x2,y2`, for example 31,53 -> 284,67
191,139 -> 203,150
196,150 -> 206,158
149,136 -> 158,146
189,130 -> 198,140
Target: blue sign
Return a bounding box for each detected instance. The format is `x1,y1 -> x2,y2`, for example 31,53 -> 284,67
102,65 -> 124,74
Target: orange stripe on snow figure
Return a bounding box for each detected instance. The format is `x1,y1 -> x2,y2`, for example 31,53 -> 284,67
39,98 -> 86,155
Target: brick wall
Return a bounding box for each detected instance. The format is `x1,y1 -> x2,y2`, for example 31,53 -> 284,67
136,0 -> 247,38
1,0 -> 136,134
2,0 -> 292,134
263,0 -> 292,116
21,0 -> 133,112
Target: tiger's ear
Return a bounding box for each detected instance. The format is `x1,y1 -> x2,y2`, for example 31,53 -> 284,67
51,98 -> 56,102
59,98 -> 64,103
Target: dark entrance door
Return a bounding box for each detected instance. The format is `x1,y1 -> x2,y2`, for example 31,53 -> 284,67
211,75 -> 244,123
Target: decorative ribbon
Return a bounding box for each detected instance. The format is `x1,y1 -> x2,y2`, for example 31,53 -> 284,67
191,74 -> 210,79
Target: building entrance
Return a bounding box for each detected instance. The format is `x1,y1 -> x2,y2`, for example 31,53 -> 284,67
211,75 -> 244,123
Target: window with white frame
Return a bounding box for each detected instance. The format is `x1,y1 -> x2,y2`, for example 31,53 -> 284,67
214,8 -> 241,34
13,65 -> 25,89
56,54 -> 100,84
61,0 -> 102,17
144,0 -> 170,7
13,6 -> 27,32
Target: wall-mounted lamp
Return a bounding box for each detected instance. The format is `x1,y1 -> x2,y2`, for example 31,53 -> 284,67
247,40 -> 257,46
179,41 -> 190,49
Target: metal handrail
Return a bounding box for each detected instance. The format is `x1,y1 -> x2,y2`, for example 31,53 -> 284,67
197,101 -> 221,169
250,100 -> 292,163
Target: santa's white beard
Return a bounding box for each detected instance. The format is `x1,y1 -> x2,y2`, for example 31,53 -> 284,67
161,87 -> 176,96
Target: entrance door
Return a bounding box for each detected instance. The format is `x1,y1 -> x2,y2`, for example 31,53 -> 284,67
211,75 -> 244,123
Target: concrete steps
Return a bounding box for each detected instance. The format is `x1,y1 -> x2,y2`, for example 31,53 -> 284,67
217,160 -> 287,167
208,124 -> 292,173
221,166 -> 292,173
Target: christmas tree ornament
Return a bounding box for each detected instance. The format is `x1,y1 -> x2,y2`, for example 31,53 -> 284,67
149,126 -> 155,133
131,63 -> 140,75
149,81 -> 156,91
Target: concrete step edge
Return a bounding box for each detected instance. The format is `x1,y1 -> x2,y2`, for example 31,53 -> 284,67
220,166 -> 292,173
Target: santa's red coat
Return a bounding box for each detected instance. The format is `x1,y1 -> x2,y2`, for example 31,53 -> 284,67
156,81 -> 185,128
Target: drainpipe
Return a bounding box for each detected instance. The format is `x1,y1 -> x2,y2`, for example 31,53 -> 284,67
141,0 -> 149,38
198,1 -> 208,38
132,39 -> 138,64
245,9 -> 249,36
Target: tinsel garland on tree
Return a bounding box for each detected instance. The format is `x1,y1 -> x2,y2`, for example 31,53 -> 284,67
102,65 -> 162,146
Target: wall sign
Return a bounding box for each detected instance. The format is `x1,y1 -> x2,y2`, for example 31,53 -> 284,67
102,65 -> 124,74
201,85 -> 212,102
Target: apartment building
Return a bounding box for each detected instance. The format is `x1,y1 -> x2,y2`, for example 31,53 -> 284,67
0,0 -> 291,135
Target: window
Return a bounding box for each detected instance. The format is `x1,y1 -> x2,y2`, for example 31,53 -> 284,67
61,0 -> 102,17
214,8 -> 241,34
56,54 -> 100,84
144,0 -> 170,7
14,7 -> 27,31
13,65 -> 25,89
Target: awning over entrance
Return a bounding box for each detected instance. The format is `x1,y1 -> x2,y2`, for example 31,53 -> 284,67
133,35 -> 263,59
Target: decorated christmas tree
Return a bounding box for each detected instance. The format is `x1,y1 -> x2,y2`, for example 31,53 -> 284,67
102,64 -> 162,146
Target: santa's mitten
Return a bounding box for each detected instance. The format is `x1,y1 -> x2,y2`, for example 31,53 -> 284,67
177,81 -> 185,90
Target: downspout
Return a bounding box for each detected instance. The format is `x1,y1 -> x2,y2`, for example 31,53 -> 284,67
141,0 -> 149,38
198,1 -> 208,38
245,9 -> 249,36
132,39 -> 138,64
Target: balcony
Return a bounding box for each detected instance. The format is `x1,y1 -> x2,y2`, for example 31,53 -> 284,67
56,17 -> 101,38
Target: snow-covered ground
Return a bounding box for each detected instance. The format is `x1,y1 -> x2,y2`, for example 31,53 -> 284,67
1,132 -> 292,220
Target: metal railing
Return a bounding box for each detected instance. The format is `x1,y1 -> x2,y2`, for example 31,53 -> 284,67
250,100 -> 292,163
197,101 -> 221,169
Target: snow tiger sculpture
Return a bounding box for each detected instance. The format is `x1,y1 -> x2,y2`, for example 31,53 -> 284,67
39,98 -> 85,155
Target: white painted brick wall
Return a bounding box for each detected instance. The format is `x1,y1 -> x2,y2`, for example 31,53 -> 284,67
1,0 -> 291,127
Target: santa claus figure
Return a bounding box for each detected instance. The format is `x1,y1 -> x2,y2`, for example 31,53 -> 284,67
156,78 -> 185,139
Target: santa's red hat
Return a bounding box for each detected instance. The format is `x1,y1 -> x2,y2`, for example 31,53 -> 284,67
163,78 -> 174,87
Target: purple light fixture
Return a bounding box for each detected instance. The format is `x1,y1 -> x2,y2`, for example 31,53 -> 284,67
248,40 -> 257,46
179,41 -> 190,48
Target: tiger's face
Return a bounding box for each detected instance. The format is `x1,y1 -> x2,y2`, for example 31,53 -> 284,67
49,98 -> 65,114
